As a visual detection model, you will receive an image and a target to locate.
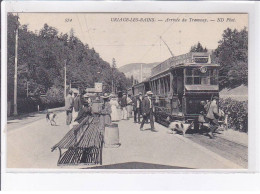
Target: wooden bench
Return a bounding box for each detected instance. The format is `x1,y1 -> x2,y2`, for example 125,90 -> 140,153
51,115 -> 104,166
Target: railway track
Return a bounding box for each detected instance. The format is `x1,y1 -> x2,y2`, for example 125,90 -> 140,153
156,120 -> 248,168
185,133 -> 248,168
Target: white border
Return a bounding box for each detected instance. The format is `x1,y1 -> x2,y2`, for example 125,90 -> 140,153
1,0 -> 260,190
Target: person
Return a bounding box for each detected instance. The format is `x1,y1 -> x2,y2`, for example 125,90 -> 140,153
133,92 -> 142,123
120,93 -> 128,120
140,91 -> 157,132
72,90 -> 82,122
100,93 -> 112,129
204,96 -> 220,139
65,90 -> 74,126
109,93 -> 120,122
74,101 -> 92,124
126,94 -> 133,118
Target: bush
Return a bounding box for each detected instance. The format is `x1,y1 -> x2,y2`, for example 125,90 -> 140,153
219,98 -> 248,132
41,86 -> 64,109
17,96 -> 42,114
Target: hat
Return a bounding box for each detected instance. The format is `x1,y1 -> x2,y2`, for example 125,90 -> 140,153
123,93 -> 126,95
213,96 -> 219,100
101,93 -> 110,99
110,93 -> 117,98
139,92 -> 142,95
146,91 -> 153,95
83,93 -> 89,98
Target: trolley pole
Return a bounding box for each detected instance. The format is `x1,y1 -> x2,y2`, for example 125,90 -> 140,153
13,13 -> 19,116
64,59 -> 67,100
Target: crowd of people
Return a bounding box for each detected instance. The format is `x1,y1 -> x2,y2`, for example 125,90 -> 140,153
64,89 -> 157,132
64,89 -> 223,139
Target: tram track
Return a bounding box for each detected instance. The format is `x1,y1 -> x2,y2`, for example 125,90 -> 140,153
156,119 -> 247,168
183,133 -> 248,168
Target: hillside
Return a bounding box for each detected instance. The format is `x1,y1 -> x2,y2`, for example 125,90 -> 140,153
118,62 -> 159,82
119,62 -> 159,74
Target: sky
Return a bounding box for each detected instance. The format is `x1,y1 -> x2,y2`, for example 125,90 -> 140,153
18,13 -> 248,67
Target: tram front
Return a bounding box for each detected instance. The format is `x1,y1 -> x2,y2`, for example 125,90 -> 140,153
182,63 -> 220,122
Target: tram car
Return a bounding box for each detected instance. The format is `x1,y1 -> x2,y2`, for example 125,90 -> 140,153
133,52 -> 219,127
132,80 -> 150,96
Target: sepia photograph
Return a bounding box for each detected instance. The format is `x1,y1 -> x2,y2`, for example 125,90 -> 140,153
5,12 -> 248,170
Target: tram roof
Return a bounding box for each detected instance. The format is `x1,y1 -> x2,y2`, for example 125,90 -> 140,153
149,63 -> 219,80
132,79 -> 150,87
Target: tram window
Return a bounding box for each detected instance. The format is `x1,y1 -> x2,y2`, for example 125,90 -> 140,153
210,77 -> 218,85
201,77 -> 209,85
194,77 -> 201,84
193,69 -> 200,76
186,77 -> 193,85
186,69 -> 192,76
213,69 -> 218,76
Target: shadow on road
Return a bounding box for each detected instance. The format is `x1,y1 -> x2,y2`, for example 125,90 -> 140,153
87,162 -> 192,169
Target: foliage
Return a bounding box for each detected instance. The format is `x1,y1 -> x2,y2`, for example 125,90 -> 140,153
7,13 -> 132,115
219,98 -> 248,132
190,42 -> 208,52
42,86 -> 64,108
213,27 -> 248,90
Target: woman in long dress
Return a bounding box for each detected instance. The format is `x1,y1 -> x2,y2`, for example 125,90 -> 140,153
100,93 -> 112,129
109,94 -> 120,122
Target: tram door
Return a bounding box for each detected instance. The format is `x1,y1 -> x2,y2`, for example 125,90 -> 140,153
171,97 -> 179,115
171,69 -> 184,116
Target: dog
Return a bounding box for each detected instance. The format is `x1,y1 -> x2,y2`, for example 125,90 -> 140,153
168,121 -> 194,136
46,111 -> 57,126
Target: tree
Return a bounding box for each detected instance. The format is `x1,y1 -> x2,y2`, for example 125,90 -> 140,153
213,27 -> 248,90
190,42 -> 208,52
7,13 -> 132,114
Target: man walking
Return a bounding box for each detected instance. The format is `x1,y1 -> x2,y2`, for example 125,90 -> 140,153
133,92 -> 142,123
140,91 -> 157,132
120,93 -> 128,120
204,96 -> 220,139
65,90 -> 74,125
73,90 -> 82,121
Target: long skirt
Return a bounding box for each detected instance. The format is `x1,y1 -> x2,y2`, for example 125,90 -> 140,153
111,105 -> 120,121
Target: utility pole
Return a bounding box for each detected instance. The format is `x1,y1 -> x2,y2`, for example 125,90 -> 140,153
140,63 -> 143,82
26,81 -> 29,97
64,59 -> 67,100
13,13 -> 19,116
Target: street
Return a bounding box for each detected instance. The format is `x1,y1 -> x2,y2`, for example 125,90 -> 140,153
7,110 -> 247,169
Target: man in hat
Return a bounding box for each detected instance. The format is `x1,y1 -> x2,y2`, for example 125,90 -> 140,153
140,91 -> 157,132
73,90 -> 82,121
133,92 -> 142,123
205,96 -> 220,139
84,93 -> 92,106
120,93 -> 128,120
65,90 -> 74,125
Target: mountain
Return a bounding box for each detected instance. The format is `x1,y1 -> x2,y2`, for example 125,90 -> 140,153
119,62 -> 159,82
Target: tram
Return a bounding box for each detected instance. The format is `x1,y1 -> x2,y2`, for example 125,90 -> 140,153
132,52 -> 219,126
132,80 -> 150,96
